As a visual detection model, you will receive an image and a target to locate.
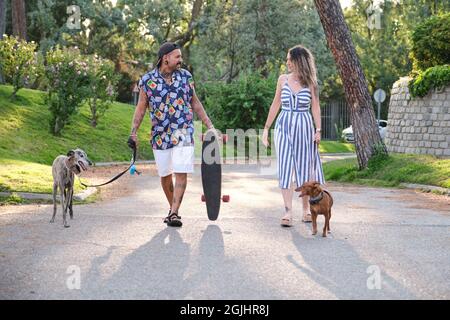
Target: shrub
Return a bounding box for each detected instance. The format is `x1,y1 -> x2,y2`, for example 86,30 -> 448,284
45,46 -> 90,135
197,73 -> 277,131
408,65 -> 450,98
85,55 -> 120,127
410,13 -> 450,71
0,35 -> 40,98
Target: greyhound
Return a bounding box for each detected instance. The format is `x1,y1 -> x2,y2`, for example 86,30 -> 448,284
50,148 -> 92,228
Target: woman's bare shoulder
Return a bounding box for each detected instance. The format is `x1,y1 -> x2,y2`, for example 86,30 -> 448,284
278,74 -> 289,85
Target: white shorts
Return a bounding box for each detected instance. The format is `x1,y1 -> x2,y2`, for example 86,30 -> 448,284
153,145 -> 195,177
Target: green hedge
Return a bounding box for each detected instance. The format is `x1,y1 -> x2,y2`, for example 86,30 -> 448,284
410,13 -> 450,71
196,73 -> 277,131
408,65 -> 450,98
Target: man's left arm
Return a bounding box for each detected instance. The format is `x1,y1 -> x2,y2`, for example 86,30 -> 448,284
191,91 -> 214,130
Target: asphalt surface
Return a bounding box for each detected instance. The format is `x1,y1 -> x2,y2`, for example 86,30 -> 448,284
1,157 -> 449,300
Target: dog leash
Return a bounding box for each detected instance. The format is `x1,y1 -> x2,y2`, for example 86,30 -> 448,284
77,145 -> 141,188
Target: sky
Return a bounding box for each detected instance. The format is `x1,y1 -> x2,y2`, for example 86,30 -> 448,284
340,0 -> 353,8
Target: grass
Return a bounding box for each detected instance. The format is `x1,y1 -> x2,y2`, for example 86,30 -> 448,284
0,159 -> 85,193
323,153 -> 450,189
0,84 -> 152,198
0,84 -> 154,165
319,141 -> 355,153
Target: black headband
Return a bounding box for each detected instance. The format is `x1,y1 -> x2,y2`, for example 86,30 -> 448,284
157,42 -> 180,67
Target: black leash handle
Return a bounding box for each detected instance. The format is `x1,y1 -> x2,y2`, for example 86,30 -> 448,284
78,146 -> 138,188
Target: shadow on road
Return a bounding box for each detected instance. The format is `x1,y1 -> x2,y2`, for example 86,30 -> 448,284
84,227 -> 190,299
83,224 -> 280,299
287,228 -> 416,299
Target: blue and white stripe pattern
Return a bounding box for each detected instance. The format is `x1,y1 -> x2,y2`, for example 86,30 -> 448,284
274,80 -> 325,189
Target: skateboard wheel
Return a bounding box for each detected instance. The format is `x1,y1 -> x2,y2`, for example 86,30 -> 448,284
222,195 -> 230,202
201,194 -> 206,202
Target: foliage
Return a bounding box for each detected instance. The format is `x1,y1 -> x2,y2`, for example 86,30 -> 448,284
197,73 -> 277,131
85,55 -> 120,127
408,65 -> 450,97
0,84 -> 153,165
45,46 -> 90,135
410,13 -> 450,71
0,35 -> 40,98
343,0 -> 450,118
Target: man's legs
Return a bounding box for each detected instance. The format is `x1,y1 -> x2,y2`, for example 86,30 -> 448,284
171,173 -> 187,214
162,144 -> 194,227
161,174 -> 174,211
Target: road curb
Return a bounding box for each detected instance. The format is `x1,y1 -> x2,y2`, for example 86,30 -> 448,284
400,183 -> 450,196
0,187 -> 98,202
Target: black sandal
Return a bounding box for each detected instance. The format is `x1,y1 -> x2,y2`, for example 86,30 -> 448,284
164,212 -> 182,227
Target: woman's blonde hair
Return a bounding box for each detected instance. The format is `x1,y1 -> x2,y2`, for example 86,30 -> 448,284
288,45 -> 318,88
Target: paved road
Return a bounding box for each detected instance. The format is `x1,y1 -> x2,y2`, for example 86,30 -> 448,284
1,159 -> 449,299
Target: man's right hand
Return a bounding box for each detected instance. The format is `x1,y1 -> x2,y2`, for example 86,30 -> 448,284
127,135 -> 137,149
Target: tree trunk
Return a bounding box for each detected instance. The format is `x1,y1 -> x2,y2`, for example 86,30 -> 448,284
170,0 -> 203,47
254,0 -> 268,77
314,0 -> 387,169
0,0 -> 6,38
11,0 -> 27,40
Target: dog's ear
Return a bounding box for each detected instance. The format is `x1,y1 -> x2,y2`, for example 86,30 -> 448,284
313,182 -> 321,189
67,150 -> 75,157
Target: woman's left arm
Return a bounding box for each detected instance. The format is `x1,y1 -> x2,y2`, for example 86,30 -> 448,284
310,84 -> 321,144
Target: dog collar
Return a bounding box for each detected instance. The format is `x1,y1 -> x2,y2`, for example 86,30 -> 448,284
309,192 -> 324,205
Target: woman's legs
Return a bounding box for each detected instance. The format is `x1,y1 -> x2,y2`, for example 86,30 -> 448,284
281,186 -> 294,214
302,194 -> 312,222
280,185 -> 294,225
280,169 -> 295,225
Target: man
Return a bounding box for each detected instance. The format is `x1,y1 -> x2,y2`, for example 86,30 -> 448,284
128,42 -> 214,227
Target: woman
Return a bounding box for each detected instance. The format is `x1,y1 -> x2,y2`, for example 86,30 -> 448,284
262,45 -> 325,227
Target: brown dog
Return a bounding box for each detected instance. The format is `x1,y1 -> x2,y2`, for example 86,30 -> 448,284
295,181 -> 333,237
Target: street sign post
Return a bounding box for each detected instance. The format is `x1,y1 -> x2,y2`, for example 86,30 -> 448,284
374,88 -> 386,123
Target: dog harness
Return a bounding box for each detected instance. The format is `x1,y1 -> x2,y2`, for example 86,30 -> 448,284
309,192 -> 324,205
309,190 -> 331,205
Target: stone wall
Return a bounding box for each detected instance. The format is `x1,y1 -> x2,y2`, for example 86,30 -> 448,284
385,77 -> 450,157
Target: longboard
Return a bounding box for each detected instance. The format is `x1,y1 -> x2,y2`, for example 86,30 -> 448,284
201,130 -> 229,221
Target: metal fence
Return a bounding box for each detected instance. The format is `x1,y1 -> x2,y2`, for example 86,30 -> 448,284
321,100 -> 351,141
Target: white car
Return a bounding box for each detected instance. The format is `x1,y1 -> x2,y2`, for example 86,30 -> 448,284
342,120 -> 387,143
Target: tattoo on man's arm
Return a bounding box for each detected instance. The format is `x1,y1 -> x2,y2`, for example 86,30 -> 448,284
131,107 -> 147,133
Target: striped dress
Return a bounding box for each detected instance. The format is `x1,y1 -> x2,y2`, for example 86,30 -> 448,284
274,78 -> 325,189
